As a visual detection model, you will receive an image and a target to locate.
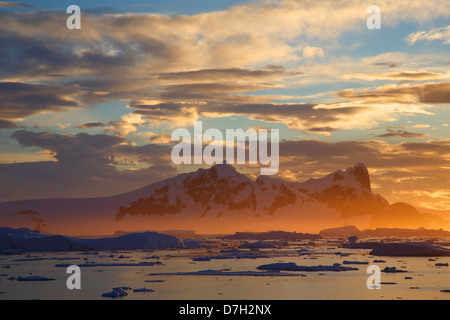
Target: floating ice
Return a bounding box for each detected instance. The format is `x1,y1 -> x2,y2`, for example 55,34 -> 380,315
257,262 -> 359,272
17,276 -> 56,281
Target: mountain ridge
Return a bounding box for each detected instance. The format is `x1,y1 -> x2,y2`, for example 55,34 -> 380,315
0,163 -> 446,235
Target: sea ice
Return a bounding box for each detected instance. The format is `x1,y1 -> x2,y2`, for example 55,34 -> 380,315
342,261 -> 369,265
17,276 -> 56,281
257,262 -> 358,272
133,288 -> 154,293
148,269 -> 303,277
102,288 -> 128,298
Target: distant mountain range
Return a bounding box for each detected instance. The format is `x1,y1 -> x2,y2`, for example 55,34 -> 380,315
0,163 -> 448,235
0,227 -> 183,252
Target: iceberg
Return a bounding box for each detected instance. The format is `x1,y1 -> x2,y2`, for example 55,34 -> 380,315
370,243 -> 450,257
17,276 -> 55,281
112,287 -> 132,291
55,261 -> 162,268
381,267 -> 408,273
102,288 -> 128,298
342,261 -> 369,265
257,262 -> 359,272
133,288 -> 154,293
0,228 -> 184,252
148,269 -> 303,277
435,263 -> 449,267
79,232 -> 184,250
192,257 -> 211,262
238,241 -> 276,249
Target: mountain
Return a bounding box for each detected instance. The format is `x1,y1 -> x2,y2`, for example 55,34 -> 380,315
0,163 -> 444,235
319,225 -> 450,238
0,227 -> 183,252
222,231 -> 321,240
294,163 -> 389,218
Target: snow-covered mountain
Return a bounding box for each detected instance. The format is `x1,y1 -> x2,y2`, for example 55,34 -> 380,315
294,163 -> 389,219
0,163 -> 440,235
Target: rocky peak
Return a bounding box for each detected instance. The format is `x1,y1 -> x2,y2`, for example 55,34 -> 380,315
345,163 -> 371,192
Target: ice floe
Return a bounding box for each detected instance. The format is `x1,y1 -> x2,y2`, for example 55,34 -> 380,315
148,269 -> 303,277
55,262 -> 162,268
17,276 -> 56,281
102,288 -> 128,298
381,267 -> 408,273
342,261 -> 369,265
133,288 -> 154,293
257,262 -> 359,272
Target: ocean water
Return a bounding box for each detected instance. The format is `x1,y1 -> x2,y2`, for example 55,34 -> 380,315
1,242 -> 450,300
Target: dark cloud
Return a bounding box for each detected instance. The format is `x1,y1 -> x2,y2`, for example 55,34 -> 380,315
279,140 -> 378,159
417,82 -> 450,103
0,130 -> 176,202
155,67 -> 286,81
337,82 -> 450,104
77,122 -> 107,129
306,127 -> 338,134
0,82 -> 80,121
0,11 -> 187,82
0,2 -> 39,9
12,130 -> 123,151
389,72 -> 441,80
0,119 -> 18,129
401,140 -> 450,155
131,100 -> 368,131
157,82 -> 278,101
375,130 -> 428,138
373,62 -> 401,68
275,139 -> 450,182
0,31 -> 76,79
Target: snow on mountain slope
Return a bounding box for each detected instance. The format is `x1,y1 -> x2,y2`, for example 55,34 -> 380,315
293,163 -> 389,218
0,163 -> 435,234
296,163 -> 371,194
115,164 -> 337,227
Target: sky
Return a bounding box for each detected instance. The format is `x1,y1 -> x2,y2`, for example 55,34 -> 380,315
0,0 -> 450,211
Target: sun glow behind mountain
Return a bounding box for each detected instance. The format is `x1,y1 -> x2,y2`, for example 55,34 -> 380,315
0,163 -> 446,236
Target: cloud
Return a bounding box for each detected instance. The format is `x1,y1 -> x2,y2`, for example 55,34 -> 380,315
0,5 -> 447,135
305,127 -> 338,135
400,139 -> 450,155
0,119 -> 19,129
0,2 -> 39,9
76,122 -> 107,129
274,138 -> 450,210
0,82 -> 81,128
302,46 -> 324,60
148,133 -> 173,144
129,96 -> 436,133
372,62 -> 402,68
375,130 -> 428,138
104,113 -> 148,136
407,26 -> 450,45
155,67 -> 287,82
0,1 -> 448,81
0,130 -> 176,201
341,71 -> 448,82
336,82 -> 450,104
412,124 -> 430,129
